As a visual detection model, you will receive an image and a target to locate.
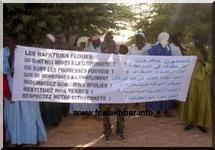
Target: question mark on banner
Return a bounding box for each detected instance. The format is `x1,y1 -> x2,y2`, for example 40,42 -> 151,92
112,70 -> 114,74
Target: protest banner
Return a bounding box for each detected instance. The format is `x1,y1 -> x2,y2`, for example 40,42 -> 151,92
12,46 -> 197,103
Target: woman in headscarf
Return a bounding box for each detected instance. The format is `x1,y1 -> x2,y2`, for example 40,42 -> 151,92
179,34 -> 212,133
76,36 -> 88,51
145,32 -> 176,117
100,31 -> 117,54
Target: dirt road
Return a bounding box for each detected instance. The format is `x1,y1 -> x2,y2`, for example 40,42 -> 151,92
41,105 -> 212,147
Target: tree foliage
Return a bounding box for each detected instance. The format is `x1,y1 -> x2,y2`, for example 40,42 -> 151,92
4,3 -> 133,46
4,3 -> 212,52
135,3 -> 212,49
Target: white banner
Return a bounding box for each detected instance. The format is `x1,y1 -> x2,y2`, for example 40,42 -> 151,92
12,46 -> 197,103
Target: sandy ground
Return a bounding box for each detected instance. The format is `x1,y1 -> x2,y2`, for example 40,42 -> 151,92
41,104 -> 212,147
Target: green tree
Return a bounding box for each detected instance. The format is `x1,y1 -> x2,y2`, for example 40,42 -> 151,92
4,3 -> 133,46
134,3 -> 212,51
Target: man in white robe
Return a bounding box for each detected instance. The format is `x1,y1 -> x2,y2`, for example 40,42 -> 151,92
87,35 -> 101,53
128,32 -> 151,55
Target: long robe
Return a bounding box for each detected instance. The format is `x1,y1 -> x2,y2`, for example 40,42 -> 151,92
145,43 -> 176,112
40,102 -> 63,126
179,49 -> 212,128
3,47 -> 47,145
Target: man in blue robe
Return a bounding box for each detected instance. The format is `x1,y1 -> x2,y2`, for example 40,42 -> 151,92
145,32 -> 176,117
3,33 -> 47,146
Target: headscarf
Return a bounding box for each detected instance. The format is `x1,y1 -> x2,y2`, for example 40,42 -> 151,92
77,36 -> 88,48
137,32 -> 145,38
46,34 -> 55,43
157,32 -> 169,48
101,32 -> 116,54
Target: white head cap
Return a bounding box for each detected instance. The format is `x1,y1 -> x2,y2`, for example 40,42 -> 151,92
157,32 -> 169,48
46,34 -> 55,43
137,32 -> 145,38
77,36 -> 88,47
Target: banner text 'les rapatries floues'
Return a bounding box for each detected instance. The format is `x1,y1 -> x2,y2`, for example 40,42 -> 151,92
12,46 -> 197,103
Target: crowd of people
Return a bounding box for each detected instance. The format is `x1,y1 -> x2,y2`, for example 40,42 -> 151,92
3,30 -> 212,146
